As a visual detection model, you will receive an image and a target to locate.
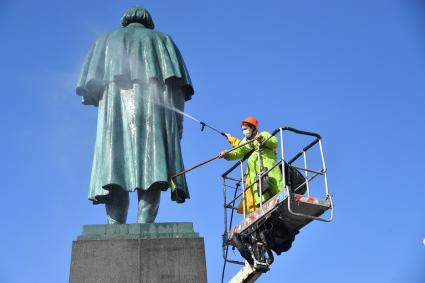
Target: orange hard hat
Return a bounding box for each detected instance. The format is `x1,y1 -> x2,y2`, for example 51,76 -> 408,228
241,116 -> 259,129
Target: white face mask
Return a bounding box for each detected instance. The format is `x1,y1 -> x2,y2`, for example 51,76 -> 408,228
243,129 -> 252,139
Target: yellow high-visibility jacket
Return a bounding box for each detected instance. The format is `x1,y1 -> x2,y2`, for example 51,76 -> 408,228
226,132 -> 283,214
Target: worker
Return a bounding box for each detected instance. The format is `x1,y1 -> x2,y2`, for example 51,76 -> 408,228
223,133 -> 257,214
219,117 -> 283,208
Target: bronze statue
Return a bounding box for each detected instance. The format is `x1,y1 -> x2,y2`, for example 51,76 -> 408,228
76,6 -> 194,224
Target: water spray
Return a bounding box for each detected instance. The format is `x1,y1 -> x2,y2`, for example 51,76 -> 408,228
158,100 -> 227,138
172,107 -> 227,138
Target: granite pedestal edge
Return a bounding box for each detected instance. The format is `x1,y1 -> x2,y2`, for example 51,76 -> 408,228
69,222 -> 207,283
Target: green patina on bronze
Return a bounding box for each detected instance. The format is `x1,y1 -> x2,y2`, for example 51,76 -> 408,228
76,6 -> 194,206
77,223 -> 200,240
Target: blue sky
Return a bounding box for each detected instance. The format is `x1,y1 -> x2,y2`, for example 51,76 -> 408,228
0,0 -> 424,282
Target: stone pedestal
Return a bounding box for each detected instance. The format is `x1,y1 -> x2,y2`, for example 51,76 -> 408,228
69,222 -> 207,283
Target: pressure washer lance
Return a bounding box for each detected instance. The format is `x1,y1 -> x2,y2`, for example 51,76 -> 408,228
200,121 -> 227,138
170,138 -> 257,183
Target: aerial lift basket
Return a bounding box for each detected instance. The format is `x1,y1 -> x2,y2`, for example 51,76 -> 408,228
221,127 -> 334,283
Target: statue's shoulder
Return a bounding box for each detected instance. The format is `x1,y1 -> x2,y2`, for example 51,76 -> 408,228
139,29 -> 174,42
92,28 -> 180,54
108,27 -> 173,42
91,31 -> 111,45
153,31 -> 172,40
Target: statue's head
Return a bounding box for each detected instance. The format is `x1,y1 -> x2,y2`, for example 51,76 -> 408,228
121,6 -> 155,29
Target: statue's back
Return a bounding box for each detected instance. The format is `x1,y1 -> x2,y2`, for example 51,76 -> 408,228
76,6 -> 194,224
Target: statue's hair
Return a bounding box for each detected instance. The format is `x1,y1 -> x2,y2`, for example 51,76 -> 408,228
121,6 -> 155,29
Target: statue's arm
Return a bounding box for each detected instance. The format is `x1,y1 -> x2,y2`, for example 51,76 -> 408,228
76,36 -> 108,106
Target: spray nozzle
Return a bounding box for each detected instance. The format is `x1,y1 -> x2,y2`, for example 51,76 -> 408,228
200,121 -> 228,138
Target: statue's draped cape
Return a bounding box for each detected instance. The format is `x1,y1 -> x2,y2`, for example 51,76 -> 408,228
76,23 -> 194,203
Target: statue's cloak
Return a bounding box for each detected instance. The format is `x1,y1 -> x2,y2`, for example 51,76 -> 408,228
76,23 -> 194,204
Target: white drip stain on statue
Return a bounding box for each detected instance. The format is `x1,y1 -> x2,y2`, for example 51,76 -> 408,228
120,88 -> 137,140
